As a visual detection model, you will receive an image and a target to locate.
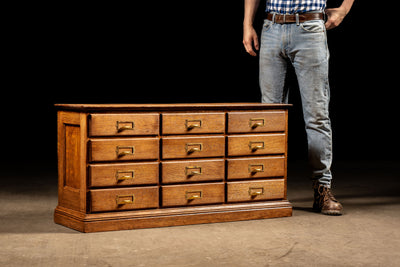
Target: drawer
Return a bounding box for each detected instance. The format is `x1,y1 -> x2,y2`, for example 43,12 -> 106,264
227,179 -> 285,202
227,134 -> 285,156
162,183 -> 224,207
90,187 -> 159,212
89,113 -> 159,136
227,156 -> 285,180
89,138 -> 159,162
162,159 -> 224,184
162,112 -> 225,134
162,136 -> 225,159
89,162 -> 159,187
227,111 -> 286,133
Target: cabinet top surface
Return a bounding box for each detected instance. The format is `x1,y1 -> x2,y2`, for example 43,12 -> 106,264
55,103 -> 291,112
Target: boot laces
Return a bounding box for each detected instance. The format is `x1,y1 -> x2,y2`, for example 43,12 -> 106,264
319,186 -> 338,203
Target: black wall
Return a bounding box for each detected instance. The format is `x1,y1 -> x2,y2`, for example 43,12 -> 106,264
2,1 -> 398,167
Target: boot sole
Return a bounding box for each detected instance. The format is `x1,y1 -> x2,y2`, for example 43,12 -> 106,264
313,204 -> 343,216
321,209 -> 343,216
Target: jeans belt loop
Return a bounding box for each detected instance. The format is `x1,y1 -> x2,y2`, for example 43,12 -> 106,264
295,13 -> 300,26
283,14 -> 286,23
272,13 -> 276,24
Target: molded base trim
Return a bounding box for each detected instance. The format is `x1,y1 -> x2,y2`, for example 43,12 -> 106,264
54,201 -> 293,233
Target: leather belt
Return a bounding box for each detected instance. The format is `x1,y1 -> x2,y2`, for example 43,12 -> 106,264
266,12 -> 324,24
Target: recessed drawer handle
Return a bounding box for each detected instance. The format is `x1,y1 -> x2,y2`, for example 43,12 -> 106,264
116,170 -> 135,181
116,121 -> 135,132
248,141 -> 265,151
185,119 -> 202,129
248,164 -> 265,173
185,190 -> 203,200
116,146 -> 135,157
185,143 -> 203,153
249,118 -> 265,129
185,166 -> 202,176
116,194 -> 135,205
248,187 -> 264,197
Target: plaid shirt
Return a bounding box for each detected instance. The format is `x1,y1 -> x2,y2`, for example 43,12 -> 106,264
266,0 -> 326,14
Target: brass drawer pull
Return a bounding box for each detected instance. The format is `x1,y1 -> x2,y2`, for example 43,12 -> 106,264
116,194 -> 135,205
185,119 -> 202,129
185,143 -> 203,153
248,187 -> 264,197
185,166 -> 202,176
248,141 -> 265,151
185,190 -> 203,200
116,170 -> 135,181
116,121 -> 135,132
248,164 -> 265,173
116,146 -> 135,157
249,118 -> 265,129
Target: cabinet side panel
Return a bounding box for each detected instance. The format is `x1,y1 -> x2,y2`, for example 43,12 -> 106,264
65,125 -> 81,189
57,111 -> 84,212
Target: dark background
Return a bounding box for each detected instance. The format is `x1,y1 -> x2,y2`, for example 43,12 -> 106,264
2,1 -> 398,170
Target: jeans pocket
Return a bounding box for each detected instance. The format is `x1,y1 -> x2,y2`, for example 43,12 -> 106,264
262,19 -> 273,32
300,20 -> 325,33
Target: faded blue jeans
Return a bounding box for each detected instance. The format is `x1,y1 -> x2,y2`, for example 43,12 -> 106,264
259,16 -> 332,187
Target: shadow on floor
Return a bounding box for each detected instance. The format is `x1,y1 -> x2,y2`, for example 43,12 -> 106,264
0,160 -> 399,233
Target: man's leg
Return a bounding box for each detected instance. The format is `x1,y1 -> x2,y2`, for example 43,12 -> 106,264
289,20 -> 342,215
290,20 -> 332,186
259,20 -> 289,103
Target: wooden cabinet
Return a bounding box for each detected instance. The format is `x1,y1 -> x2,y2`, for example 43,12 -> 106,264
54,103 -> 292,232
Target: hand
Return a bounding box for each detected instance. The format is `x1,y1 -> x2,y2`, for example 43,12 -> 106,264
243,25 -> 259,56
324,7 -> 347,30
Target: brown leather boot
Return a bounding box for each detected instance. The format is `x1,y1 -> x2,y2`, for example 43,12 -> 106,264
313,183 -> 343,215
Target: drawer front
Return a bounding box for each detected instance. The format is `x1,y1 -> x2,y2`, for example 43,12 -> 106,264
162,183 -> 225,207
227,111 -> 286,133
162,136 -> 225,159
227,156 -> 285,180
162,159 -> 224,184
227,134 -> 286,156
89,113 -> 159,136
89,162 -> 159,187
90,138 -> 159,162
227,179 -> 285,202
90,187 -> 159,212
162,113 -> 225,134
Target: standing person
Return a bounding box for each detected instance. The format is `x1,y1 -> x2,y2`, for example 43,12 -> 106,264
243,0 -> 354,215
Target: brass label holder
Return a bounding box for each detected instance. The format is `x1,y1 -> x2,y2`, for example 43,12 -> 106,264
185,119 -> 202,130
116,121 -> 135,132
185,190 -> 203,200
116,194 -> 135,205
185,143 -> 203,153
249,118 -> 265,129
248,164 -> 265,174
248,141 -> 265,151
116,146 -> 135,157
185,166 -> 203,176
248,187 -> 264,197
116,170 -> 135,181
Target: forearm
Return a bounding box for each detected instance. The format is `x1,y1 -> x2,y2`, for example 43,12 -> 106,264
243,0 -> 261,56
243,0 -> 261,27
325,0 -> 354,29
339,0 -> 354,14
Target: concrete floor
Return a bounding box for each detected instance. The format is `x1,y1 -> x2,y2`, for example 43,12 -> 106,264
0,160 -> 399,266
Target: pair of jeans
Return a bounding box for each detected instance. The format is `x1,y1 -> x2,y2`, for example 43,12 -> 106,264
259,17 -> 332,187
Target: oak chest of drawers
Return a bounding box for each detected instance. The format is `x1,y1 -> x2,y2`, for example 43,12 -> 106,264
54,103 -> 292,232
